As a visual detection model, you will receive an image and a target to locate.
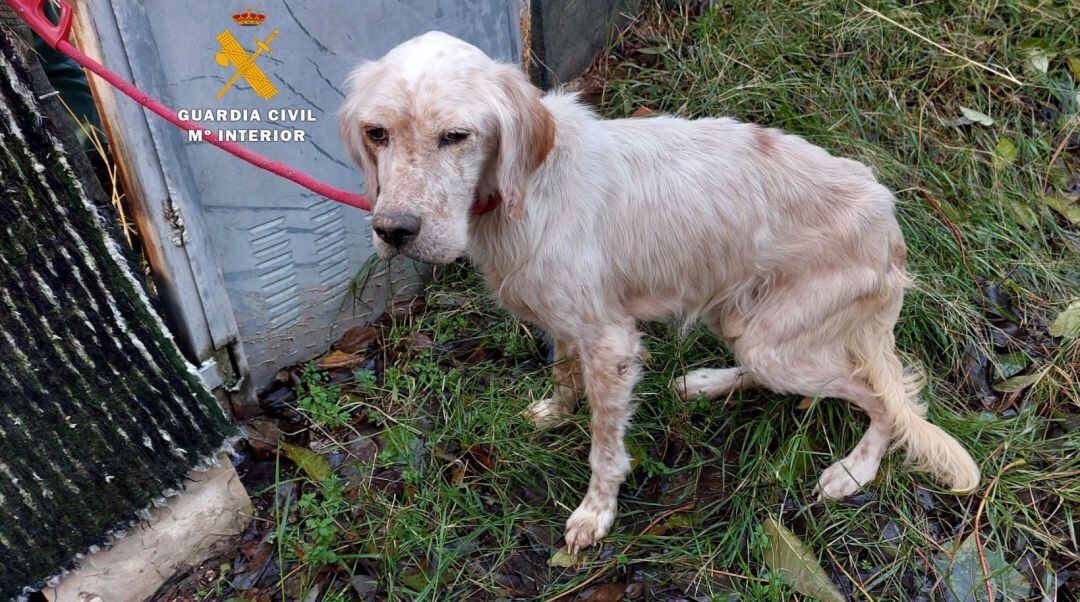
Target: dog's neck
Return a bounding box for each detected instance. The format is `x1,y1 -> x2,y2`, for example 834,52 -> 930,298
466,92 -> 604,298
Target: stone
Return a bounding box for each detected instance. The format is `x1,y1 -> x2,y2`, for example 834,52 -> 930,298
44,456 -> 252,602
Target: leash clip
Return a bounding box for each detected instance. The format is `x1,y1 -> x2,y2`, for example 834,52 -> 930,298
4,0 -> 74,50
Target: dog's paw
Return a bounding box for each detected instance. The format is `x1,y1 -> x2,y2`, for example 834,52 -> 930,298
564,499 -> 616,553
674,368 -> 737,400
524,397 -> 572,429
816,458 -> 878,500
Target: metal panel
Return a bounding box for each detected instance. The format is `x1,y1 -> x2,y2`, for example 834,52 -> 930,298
526,0 -> 639,88
79,0 -> 522,390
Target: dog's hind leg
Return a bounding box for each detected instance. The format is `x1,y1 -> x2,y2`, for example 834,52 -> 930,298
564,321 -> 641,552
811,378 -> 892,499
526,338 -> 582,428
744,355 -> 893,499
675,367 -> 755,400
809,349 -> 980,498
739,326 -> 978,499
674,308 -> 756,400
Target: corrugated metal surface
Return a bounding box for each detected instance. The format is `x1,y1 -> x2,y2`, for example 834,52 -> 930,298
78,1 -> 523,392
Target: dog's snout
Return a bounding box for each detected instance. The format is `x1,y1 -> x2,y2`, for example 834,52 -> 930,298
373,212 -> 421,247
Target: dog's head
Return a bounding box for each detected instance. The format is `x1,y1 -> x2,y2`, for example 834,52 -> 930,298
340,31 -> 554,263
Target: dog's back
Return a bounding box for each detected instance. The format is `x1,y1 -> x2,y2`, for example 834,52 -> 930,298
551,104 -> 903,324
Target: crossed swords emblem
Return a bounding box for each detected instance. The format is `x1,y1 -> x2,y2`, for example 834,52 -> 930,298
215,28 -> 280,100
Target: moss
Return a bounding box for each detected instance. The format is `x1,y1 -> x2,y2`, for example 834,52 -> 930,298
0,30 -> 235,598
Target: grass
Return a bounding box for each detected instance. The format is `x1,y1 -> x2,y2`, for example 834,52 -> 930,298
243,2 -> 1079,600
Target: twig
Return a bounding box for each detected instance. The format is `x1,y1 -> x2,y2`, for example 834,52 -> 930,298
543,502 -> 696,602
859,4 -> 1022,85
671,559 -> 766,583
972,459 -> 1027,602
825,547 -> 876,601
1042,119 -> 1080,194
916,73 -> 957,154
918,189 -> 984,298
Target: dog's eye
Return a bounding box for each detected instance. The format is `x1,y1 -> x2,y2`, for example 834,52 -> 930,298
365,127 -> 388,145
439,130 -> 469,147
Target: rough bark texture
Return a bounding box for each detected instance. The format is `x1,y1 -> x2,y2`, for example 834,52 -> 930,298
0,28 -> 235,600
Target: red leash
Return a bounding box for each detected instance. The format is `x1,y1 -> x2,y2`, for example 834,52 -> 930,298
7,0 -> 504,215
7,0 -> 374,209
7,0 -> 506,216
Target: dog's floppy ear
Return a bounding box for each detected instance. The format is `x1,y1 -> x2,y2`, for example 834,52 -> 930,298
339,62 -> 383,203
490,66 -> 555,219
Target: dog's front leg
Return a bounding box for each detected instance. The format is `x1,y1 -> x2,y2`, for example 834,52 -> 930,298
564,323 -> 641,552
526,338 -> 582,428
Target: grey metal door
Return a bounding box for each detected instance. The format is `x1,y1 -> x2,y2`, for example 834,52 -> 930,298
75,0 -> 522,409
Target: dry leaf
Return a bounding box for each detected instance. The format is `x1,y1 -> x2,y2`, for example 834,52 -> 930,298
933,532 -> 1031,601
281,442 -> 332,482
336,325 -> 381,353
548,546 -> 587,568
992,369 -> 1047,393
1040,195 -> 1080,225
1049,300 -> 1080,339
317,350 -> 366,370
761,517 -> 844,602
959,106 -> 994,126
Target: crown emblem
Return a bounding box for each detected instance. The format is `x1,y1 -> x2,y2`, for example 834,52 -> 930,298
232,7 -> 266,26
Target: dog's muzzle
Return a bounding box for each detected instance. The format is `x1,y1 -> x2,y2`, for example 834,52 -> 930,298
373,212 -> 421,248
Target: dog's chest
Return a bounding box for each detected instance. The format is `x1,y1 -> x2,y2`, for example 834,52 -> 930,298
480,265 -> 546,325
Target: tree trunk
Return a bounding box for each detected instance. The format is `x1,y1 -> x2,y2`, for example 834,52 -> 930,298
0,25 -> 235,600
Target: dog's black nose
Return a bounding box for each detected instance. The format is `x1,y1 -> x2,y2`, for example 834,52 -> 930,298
373,212 -> 421,247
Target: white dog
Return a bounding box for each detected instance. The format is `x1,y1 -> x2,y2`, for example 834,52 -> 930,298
340,31 -> 980,552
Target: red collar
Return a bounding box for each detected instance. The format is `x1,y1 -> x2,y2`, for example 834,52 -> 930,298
470,193 -> 502,216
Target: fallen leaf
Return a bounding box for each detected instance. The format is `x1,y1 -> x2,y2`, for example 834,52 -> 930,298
1007,200 -> 1038,230
281,442 -> 332,482
1025,48 -> 1053,73
992,369 -> 1046,393
231,531 -> 275,591
1040,195 -> 1080,225
1068,55 -> 1080,80
242,418 -> 283,459
464,443 -> 496,473
349,574 -> 378,600
651,511 -> 697,536
760,517 -> 844,602
579,583 -> 628,601
391,296 -> 425,319
933,532 -> 1031,601
627,439 -> 648,470
317,350 -> 366,370
336,325 -> 381,354
995,352 -> 1028,380
396,332 -> 435,353
992,138 -> 1017,168
960,106 -> 994,126
1049,300 -> 1080,339
397,565 -> 429,591
632,106 -> 657,118
549,546 -> 587,568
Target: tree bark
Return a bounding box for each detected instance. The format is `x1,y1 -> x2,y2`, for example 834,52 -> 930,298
0,24 -> 235,600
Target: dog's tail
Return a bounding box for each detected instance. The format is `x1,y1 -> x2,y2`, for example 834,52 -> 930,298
857,336 -> 981,492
